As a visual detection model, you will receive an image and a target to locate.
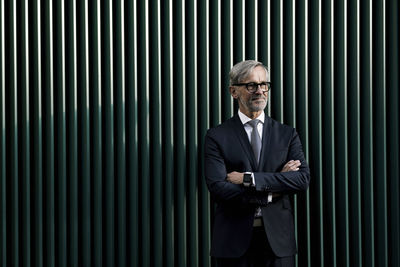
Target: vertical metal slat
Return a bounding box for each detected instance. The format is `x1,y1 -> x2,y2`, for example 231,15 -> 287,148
148,0 -> 163,266
161,0 -> 174,265
54,0 -> 67,265
360,1 -> 375,266
19,0 -> 31,265
373,0 -> 388,266
42,0 -> 56,265
66,0 -> 79,264
125,0 -> 138,266
89,0 -> 103,265
6,0 -> 19,265
348,0 -> 363,266
321,1 -> 337,266
173,0 -> 187,266
137,0 -> 150,265
102,0 -> 115,265
387,0 -> 400,266
186,0 -> 199,265
198,0 -> 211,266
0,0 -> 5,263
31,0 -> 44,265
77,0 -> 91,265
114,0 -> 127,265
221,0 -> 233,120
294,0 -> 311,266
309,0 -> 324,266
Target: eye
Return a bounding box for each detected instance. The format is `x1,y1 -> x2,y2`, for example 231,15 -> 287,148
247,83 -> 257,89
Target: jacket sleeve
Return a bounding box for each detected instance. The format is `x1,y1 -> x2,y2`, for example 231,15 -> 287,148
253,129 -> 310,194
204,131 -> 246,203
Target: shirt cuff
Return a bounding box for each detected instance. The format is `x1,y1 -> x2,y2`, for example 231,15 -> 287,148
268,193 -> 273,203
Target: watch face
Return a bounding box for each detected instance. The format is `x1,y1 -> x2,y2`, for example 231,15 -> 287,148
244,174 -> 252,183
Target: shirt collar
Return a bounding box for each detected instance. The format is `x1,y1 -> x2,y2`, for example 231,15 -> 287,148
238,109 -> 265,125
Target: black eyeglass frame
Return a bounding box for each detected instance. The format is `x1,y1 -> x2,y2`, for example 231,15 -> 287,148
232,82 -> 271,94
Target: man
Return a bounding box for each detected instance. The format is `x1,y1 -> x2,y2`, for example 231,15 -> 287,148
204,60 -> 310,267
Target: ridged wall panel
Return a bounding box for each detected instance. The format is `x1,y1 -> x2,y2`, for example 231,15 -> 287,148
0,0 -> 398,266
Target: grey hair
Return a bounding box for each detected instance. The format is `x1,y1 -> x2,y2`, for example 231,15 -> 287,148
229,60 -> 269,86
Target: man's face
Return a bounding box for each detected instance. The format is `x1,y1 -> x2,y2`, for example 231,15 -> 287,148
233,66 -> 269,113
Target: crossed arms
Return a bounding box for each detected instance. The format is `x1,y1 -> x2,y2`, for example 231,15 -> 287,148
204,129 -> 310,205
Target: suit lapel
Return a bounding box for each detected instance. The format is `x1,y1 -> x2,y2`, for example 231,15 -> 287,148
231,115 -> 258,170
258,116 -> 272,171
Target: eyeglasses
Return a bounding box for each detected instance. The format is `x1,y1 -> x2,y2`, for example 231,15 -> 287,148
233,82 -> 271,94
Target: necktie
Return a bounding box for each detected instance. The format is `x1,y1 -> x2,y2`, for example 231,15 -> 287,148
248,119 -> 261,164
248,119 -> 263,218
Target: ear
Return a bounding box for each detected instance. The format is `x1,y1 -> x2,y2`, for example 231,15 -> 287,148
230,86 -> 239,99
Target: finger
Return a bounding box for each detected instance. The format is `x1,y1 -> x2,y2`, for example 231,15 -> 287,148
286,162 -> 294,167
290,161 -> 300,166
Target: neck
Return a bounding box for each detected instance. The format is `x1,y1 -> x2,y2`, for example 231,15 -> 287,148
239,108 -> 262,119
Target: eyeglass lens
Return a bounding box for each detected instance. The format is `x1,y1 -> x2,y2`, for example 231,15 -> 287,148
247,83 -> 270,93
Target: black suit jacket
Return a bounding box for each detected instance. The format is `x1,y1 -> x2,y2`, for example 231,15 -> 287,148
204,114 -> 310,258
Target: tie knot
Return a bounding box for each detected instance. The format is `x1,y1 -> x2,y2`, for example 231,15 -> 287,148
248,119 -> 260,128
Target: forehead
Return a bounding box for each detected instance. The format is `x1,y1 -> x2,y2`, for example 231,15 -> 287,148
243,66 -> 268,82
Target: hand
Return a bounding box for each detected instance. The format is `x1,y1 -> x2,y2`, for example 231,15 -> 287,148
226,171 -> 244,184
281,160 -> 301,172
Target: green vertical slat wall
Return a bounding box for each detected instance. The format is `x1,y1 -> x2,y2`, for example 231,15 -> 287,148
0,0 -> 399,267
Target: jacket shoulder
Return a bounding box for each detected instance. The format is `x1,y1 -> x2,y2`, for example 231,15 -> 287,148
268,117 -> 296,133
206,116 -> 237,138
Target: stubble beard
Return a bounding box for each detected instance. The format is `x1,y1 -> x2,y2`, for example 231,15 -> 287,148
245,95 -> 267,112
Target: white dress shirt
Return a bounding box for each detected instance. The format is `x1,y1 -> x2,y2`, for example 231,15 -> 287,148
238,110 -> 273,204
238,110 -> 265,143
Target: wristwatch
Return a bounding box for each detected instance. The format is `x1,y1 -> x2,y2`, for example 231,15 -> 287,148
243,172 -> 253,187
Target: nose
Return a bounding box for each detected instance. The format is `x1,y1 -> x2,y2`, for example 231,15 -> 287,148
254,84 -> 264,94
